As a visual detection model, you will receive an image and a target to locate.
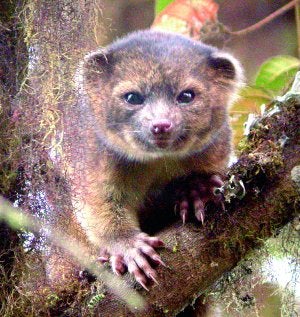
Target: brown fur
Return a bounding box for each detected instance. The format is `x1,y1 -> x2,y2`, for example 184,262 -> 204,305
53,30 -> 243,285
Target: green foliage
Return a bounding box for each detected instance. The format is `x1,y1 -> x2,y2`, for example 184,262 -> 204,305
238,86 -> 274,104
155,0 -> 174,15
231,86 -> 274,144
231,55 -> 300,146
255,55 -> 300,92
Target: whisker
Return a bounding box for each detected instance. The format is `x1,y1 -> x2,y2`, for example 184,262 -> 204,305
117,130 -> 142,134
113,130 -> 142,137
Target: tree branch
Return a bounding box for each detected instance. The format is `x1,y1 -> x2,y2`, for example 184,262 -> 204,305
228,0 -> 300,37
93,91 -> 300,316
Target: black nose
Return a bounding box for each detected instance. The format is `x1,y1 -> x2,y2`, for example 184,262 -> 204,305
150,119 -> 173,135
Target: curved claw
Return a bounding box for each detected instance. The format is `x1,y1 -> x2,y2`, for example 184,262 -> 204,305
195,208 -> 205,225
174,174 -> 224,224
174,202 -> 179,214
181,211 -> 187,225
139,280 -> 149,291
97,256 -> 109,263
194,198 -> 205,224
148,273 -> 159,285
179,199 -> 189,224
153,256 -> 167,267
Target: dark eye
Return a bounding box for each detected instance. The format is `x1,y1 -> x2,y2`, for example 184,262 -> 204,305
176,90 -> 195,104
124,92 -> 145,105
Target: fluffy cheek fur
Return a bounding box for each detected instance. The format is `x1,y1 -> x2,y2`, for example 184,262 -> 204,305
102,96 -> 216,158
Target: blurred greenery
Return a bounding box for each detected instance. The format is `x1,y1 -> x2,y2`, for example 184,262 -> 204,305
231,54 -> 300,145
0,197 -> 145,311
255,55 -> 300,92
155,0 -> 174,14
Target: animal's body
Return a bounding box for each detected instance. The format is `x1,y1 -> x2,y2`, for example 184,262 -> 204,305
61,30 -> 242,288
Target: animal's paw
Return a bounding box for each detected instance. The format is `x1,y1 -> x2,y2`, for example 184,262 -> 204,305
174,174 -> 224,224
98,232 -> 165,290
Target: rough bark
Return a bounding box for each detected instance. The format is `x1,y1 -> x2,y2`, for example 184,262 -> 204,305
93,97 -> 299,316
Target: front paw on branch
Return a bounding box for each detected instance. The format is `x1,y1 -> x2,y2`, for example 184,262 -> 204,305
97,232 -> 166,290
174,174 -> 224,224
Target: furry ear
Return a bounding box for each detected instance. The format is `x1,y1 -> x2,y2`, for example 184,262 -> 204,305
75,49 -> 112,92
207,51 -> 244,83
82,49 -> 113,81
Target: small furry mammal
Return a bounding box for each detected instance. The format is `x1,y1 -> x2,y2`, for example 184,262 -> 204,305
63,30 -> 242,289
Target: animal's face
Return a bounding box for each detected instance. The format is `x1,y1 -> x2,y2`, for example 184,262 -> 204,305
81,31 -> 243,161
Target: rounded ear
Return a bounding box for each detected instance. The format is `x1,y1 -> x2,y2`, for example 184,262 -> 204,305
83,49 -> 109,68
82,49 -> 112,78
207,51 -> 244,83
75,49 -> 112,91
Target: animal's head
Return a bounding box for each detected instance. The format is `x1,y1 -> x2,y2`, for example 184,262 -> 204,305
80,30 -> 243,161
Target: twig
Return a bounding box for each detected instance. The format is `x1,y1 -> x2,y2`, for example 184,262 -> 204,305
0,196 -> 145,311
228,0 -> 300,37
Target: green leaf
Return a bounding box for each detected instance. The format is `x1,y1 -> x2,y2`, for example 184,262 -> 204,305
238,86 -> 274,104
155,0 -> 174,15
255,55 -> 300,92
230,86 -> 274,146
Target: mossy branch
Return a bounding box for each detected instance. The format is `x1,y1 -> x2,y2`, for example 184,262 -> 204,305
92,80 -> 300,317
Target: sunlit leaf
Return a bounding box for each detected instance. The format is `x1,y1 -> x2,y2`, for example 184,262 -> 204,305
239,86 -> 275,101
230,86 -> 274,146
152,0 -> 219,38
255,55 -> 300,92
